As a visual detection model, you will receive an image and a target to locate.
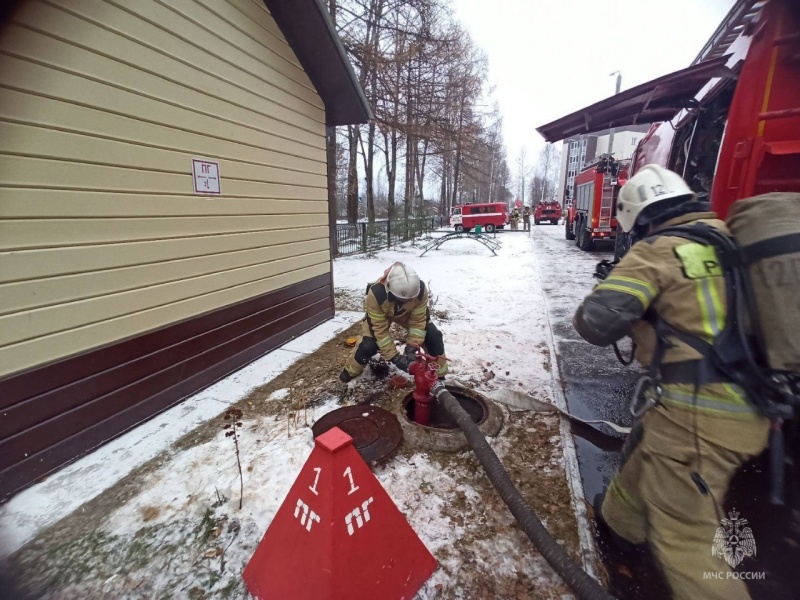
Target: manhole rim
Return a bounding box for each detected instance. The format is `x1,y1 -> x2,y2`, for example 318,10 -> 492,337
397,384 -> 504,453
400,388 -> 489,430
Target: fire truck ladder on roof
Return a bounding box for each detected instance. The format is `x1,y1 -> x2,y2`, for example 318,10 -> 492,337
598,176 -> 615,230
418,231 -> 501,257
692,0 -> 763,64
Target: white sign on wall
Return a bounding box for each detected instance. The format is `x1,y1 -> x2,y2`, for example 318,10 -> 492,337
192,158 -> 221,194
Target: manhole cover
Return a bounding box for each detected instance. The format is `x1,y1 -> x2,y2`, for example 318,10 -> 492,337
312,405 -> 403,466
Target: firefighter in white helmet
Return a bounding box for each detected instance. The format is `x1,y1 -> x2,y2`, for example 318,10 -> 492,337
573,165 -> 768,600
340,262 -> 448,382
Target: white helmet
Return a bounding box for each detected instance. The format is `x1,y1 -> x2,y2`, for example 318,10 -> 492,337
385,262 -> 420,300
616,164 -> 696,232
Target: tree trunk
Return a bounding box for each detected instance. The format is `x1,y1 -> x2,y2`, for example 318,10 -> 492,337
326,124 -> 338,256
365,124 -> 376,222
451,147 -> 461,207
361,0 -> 383,223
383,128 -> 398,221
347,125 -> 359,224
404,132 -> 413,222
439,157 -> 447,216
451,96 -> 465,206
415,138 -> 428,214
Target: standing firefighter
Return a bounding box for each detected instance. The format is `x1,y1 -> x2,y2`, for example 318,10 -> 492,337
523,206 -> 531,231
573,165 -> 769,600
340,262 -> 448,382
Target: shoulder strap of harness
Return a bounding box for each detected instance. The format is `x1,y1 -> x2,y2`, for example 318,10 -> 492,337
369,282 -> 388,305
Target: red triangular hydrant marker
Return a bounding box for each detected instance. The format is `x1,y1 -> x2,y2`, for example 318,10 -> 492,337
243,426 -> 437,600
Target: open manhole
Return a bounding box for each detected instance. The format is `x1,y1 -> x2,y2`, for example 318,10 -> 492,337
399,384 -> 504,453
312,405 -> 402,466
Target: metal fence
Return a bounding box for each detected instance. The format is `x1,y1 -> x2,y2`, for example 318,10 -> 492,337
334,216 -> 439,257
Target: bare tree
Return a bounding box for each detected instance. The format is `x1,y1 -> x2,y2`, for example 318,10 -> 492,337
529,144 -> 561,205
516,147 -> 529,206
329,0 -> 506,225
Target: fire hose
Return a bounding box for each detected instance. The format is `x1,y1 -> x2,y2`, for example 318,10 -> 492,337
429,378 -> 617,600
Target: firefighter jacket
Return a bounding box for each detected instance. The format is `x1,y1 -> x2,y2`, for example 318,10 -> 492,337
573,211 -> 769,455
363,279 -> 429,361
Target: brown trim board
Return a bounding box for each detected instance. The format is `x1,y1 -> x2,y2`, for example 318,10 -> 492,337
0,272 -> 334,501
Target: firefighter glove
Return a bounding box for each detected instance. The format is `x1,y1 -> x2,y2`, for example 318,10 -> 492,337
391,353 -> 412,373
593,259 -> 619,281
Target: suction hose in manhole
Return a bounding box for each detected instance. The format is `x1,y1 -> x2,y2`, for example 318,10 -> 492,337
431,381 -> 616,600
400,385 -> 504,453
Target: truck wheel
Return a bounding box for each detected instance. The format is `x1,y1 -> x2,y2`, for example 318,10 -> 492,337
485,223 -> 495,233
578,220 -> 594,251
455,224 -> 464,233
534,219 -> 540,225
551,219 -> 558,225
614,227 -> 630,261
565,218 -> 575,240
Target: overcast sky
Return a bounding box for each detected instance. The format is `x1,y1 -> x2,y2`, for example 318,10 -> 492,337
453,0 -> 736,165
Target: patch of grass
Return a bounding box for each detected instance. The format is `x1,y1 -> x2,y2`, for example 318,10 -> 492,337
334,289 -> 362,311
216,577 -> 243,599
431,308 -> 450,322
196,508 -> 218,544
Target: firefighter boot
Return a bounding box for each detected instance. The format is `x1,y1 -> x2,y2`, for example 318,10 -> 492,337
593,492 -> 639,553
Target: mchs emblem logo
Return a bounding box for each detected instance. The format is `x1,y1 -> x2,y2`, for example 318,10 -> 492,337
712,509 -> 756,568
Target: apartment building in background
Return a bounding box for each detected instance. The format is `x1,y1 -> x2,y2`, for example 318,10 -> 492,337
556,124 -> 651,206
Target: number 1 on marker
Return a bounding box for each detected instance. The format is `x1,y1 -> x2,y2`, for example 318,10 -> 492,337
343,466 -> 359,495
309,467 -> 321,496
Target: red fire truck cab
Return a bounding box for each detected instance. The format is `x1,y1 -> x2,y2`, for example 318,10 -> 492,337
564,156 -> 628,251
631,0 -> 800,220
449,202 -> 507,233
537,0 -> 800,256
533,201 -> 563,225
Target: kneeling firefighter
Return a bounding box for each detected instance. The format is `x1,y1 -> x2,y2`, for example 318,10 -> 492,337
340,262 -> 447,382
573,165 -> 771,600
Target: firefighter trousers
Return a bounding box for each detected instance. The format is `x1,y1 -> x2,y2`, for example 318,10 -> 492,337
344,321 -> 447,378
601,410 -> 753,600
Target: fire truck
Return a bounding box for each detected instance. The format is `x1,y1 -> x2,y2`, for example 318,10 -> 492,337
537,0 -> 800,256
533,201 -> 563,225
449,202 -> 507,233
564,156 -> 628,251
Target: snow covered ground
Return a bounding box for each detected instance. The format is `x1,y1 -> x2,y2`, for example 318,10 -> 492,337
1,227 -> 600,599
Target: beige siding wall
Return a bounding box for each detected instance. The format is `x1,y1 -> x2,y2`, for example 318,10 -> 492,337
0,0 -> 330,377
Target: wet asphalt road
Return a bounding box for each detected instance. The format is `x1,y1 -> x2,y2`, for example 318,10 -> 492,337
531,225 -> 800,600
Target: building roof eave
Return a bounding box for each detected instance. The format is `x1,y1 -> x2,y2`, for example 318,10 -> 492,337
264,0 -> 372,126
536,57 -> 734,143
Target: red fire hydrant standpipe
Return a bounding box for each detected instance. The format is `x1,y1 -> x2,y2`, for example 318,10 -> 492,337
407,349 -> 440,426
